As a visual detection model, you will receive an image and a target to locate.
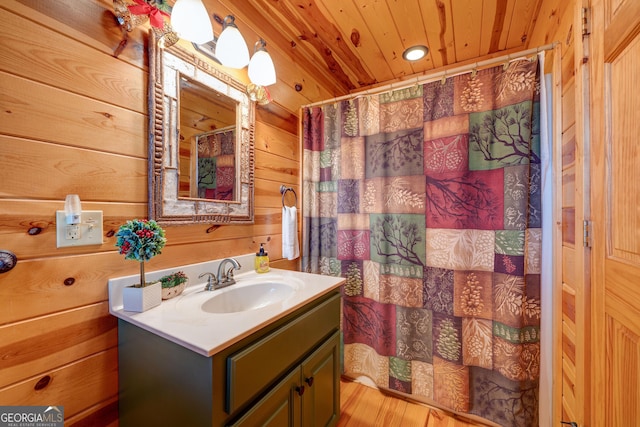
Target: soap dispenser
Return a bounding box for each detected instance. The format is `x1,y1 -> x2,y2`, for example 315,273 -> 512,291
255,243 -> 270,273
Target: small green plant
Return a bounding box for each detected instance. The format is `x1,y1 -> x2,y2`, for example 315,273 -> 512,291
159,271 -> 188,289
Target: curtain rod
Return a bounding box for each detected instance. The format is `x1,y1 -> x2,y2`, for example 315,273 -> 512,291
302,42 -> 558,109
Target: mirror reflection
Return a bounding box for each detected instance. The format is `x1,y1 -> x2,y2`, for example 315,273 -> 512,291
178,77 -> 236,201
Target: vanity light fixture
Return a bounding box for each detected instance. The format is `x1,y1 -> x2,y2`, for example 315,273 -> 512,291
402,45 -> 429,61
248,39 -> 277,86
215,15 -> 250,69
170,0 -> 213,44
167,2 -> 277,85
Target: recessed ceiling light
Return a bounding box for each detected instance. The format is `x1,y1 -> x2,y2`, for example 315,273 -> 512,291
402,45 -> 429,61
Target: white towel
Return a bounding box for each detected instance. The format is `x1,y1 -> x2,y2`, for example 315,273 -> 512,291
282,206 -> 300,260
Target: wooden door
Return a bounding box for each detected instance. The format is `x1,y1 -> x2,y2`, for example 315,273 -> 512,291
590,0 -> 640,424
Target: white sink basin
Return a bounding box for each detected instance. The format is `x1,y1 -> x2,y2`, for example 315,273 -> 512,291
201,282 -> 295,313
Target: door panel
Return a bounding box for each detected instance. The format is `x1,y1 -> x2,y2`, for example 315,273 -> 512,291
608,36 -> 640,263
301,331 -> 340,427
229,368 -> 300,427
558,3 -> 586,423
592,0 -> 640,424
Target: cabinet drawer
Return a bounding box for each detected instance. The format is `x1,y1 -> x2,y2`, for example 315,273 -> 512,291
226,292 -> 340,414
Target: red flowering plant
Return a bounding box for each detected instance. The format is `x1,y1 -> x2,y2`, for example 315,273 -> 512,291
115,219 -> 167,287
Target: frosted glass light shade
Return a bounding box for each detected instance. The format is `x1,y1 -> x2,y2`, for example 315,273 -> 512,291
215,16 -> 249,69
248,47 -> 276,86
64,194 -> 82,225
170,0 -> 213,45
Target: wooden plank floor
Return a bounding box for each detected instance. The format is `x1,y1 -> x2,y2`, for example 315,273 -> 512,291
338,378 -> 486,427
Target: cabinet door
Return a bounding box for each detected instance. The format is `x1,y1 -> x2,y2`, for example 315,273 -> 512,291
226,293 -> 340,414
229,368 -> 301,427
301,331 -> 341,427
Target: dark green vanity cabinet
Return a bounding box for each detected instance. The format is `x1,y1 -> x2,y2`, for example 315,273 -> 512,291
118,291 -> 341,427
230,331 -> 340,426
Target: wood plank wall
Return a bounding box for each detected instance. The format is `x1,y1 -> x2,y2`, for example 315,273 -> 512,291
529,0 -> 589,425
559,12 -> 580,422
0,0 -> 314,424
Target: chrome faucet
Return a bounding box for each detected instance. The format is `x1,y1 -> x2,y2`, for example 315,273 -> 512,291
217,258 -> 241,287
198,258 -> 242,291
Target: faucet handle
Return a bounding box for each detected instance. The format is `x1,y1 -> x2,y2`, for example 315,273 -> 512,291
198,272 -> 218,291
220,267 -> 236,284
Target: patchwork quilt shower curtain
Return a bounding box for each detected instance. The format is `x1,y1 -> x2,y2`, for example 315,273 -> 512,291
302,59 -> 542,426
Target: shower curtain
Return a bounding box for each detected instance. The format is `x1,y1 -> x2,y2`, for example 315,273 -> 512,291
302,59 -> 542,426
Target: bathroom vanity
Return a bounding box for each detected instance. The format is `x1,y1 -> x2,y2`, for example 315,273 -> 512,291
108,258 -> 344,427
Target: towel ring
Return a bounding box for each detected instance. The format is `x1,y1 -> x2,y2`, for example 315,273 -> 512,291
280,185 -> 297,207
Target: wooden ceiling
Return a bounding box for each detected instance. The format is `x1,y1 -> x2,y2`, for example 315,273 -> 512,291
213,0 -> 546,103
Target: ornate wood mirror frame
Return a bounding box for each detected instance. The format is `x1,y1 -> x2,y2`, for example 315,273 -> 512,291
148,32 -> 255,225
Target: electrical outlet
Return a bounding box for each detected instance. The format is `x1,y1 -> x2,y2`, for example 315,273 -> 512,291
65,224 -> 81,240
56,210 -> 104,248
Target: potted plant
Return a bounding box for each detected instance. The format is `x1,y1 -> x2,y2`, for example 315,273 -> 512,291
115,219 -> 166,312
159,271 -> 188,300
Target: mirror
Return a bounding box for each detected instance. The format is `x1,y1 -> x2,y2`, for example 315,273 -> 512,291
178,76 -> 236,201
148,32 -> 255,225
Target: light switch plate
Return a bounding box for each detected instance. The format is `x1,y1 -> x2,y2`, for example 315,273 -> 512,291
56,210 -> 104,248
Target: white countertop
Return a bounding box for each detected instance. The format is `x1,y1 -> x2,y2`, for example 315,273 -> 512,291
108,255 -> 344,357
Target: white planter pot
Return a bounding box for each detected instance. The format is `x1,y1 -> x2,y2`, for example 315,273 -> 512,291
122,281 -> 162,312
